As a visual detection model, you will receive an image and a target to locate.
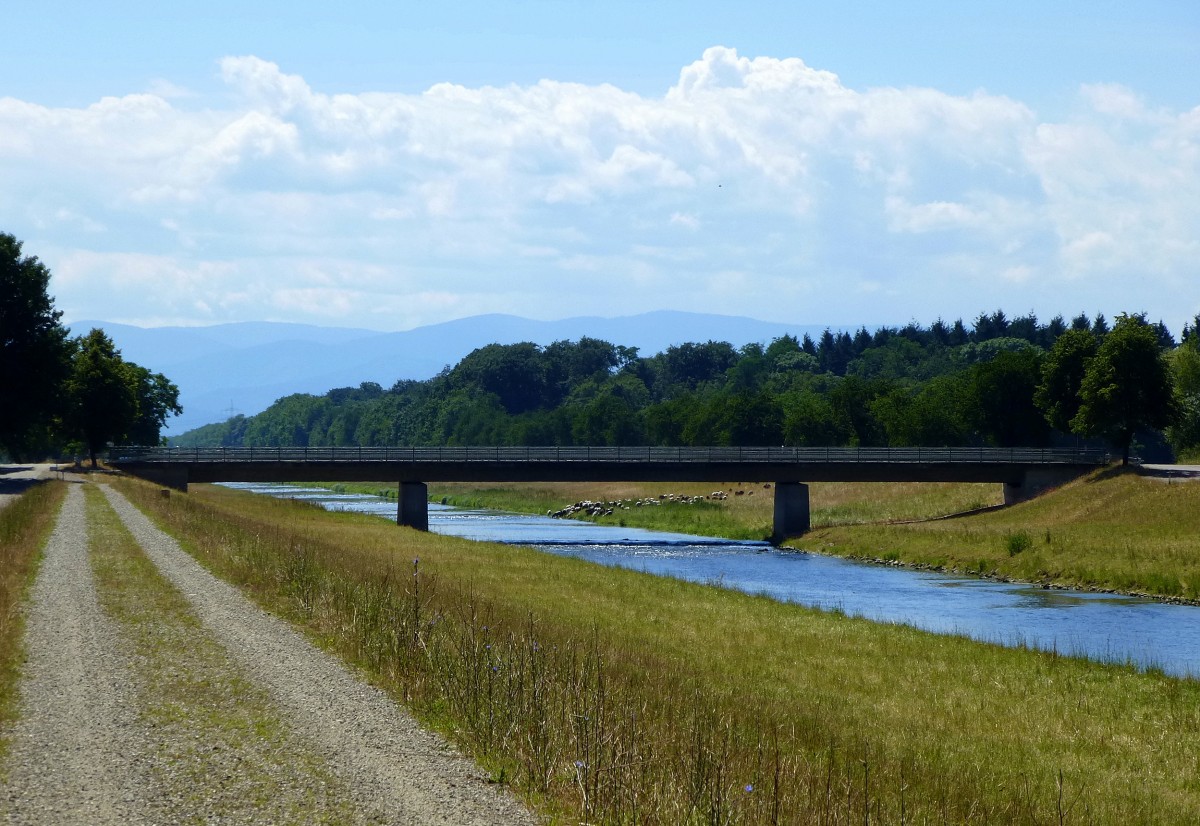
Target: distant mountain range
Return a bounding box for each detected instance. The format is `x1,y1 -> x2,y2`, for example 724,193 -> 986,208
67,312 -> 835,435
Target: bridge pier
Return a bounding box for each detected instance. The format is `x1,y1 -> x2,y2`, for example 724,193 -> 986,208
397,481 -> 429,531
772,482 -> 810,543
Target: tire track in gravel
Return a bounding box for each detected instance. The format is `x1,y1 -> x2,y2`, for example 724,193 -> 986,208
85,483 -> 370,825
1,484 -> 151,825
99,484 -> 538,826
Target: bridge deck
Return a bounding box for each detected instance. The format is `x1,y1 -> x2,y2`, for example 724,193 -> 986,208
110,446 -> 1109,541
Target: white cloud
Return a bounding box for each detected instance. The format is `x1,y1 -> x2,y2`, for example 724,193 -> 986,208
1,48 -> 1197,334
669,212 -> 700,231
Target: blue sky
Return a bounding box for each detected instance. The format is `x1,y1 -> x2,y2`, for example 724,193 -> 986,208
2,1 -> 1198,333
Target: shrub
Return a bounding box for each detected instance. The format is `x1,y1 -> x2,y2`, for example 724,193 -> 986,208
1006,531 -> 1033,556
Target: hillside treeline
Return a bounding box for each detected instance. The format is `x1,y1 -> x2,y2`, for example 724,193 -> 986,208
175,310 -> 1200,462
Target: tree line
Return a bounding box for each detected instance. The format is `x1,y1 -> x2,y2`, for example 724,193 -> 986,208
177,308 -> 1200,465
1,233 -> 181,464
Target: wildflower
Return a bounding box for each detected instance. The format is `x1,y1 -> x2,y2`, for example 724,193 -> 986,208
744,784 -> 754,793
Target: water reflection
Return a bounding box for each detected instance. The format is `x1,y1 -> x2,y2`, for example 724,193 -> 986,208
220,483 -> 1199,678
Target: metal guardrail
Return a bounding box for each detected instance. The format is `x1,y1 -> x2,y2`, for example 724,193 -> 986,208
110,446 -> 1111,466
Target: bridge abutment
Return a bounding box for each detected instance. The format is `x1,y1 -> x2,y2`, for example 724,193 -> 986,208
127,465 -> 189,492
772,482 -> 810,543
397,481 -> 429,531
1003,467 -> 1087,505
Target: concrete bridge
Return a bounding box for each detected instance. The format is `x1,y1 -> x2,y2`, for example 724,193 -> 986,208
110,445 -> 1110,542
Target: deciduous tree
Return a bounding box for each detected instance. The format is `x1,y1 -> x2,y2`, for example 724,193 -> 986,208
1072,314 -> 1178,464
0,233 -> 72,458
65,329 -> 138,466
1035,328 -> 1098,433
1166,333 -> 1200,459
124,364 -> 182,446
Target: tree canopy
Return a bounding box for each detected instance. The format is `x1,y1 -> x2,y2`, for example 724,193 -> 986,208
0,233 -> 73,457
0,233 -> 182,462
1072,314 -> 1178,464
171,309 -> 1196,464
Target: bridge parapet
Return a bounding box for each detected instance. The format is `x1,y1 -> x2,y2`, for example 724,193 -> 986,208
112,445 -> 1111,467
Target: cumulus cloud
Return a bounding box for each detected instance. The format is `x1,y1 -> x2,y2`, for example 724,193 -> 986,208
1,49 -> 1197,332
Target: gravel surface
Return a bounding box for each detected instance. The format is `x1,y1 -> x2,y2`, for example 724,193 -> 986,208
2,482 -> 538,823
99,484 -> 538,826
1,484 -> 156,825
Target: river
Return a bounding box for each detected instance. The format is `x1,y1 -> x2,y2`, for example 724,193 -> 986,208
223,482 -> 1200,679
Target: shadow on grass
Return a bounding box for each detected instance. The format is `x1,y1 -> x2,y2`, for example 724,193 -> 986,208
1087,464 -> 1136,484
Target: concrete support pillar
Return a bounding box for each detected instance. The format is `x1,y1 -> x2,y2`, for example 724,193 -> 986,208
772,482 -> 810,543
397,481 -> 429,531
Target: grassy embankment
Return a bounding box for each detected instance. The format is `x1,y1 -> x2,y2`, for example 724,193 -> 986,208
0,481 -> 65,758
805,469 -> 1200,601
116,474 -> 1200,824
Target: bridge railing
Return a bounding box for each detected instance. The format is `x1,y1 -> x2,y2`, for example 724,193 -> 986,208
110,445 -> 1111,466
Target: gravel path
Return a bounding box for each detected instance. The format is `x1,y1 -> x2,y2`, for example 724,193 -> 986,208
1,484 -> 154,825
98,484 -> 537,826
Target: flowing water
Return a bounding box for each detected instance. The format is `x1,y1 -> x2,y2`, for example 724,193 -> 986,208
224,483 -> 1200,678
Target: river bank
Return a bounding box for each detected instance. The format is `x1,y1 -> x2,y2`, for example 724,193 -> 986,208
803,467 -> 1200,603
332,468 -> 1199,603
106,475 -> 1200,823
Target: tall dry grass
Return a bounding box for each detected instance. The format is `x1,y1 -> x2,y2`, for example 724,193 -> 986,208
115,476 -> 1200,824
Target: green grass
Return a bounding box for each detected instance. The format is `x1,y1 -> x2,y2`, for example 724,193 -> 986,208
0,481 -> 65,761
114,474 -> 1200,824
803,468 -> 1200,601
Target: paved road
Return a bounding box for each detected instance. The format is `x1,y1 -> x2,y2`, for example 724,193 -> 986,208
1139,463 -> 1200,479
0,464 -> 61,511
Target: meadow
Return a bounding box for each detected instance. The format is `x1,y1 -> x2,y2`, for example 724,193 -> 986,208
113,474 -> 1200,824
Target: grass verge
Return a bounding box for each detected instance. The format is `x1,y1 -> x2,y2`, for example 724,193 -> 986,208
802,468 -> 1200,601
115,475 -> 1200,824
85,485 -> 359,824
0,481 -> 65,758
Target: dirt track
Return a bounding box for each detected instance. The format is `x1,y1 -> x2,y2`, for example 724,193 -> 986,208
1,482 -> 537,825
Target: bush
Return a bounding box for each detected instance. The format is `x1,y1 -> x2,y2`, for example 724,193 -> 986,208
1005,531 -> 1033,556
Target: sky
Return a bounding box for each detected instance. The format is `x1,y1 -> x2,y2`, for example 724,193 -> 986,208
2,1 -> 1198,335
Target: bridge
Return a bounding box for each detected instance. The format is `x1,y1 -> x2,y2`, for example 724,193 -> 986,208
110,446 -> 1110,542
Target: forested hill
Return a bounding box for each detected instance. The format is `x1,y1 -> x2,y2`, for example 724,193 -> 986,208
172,311 -> 1200,463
